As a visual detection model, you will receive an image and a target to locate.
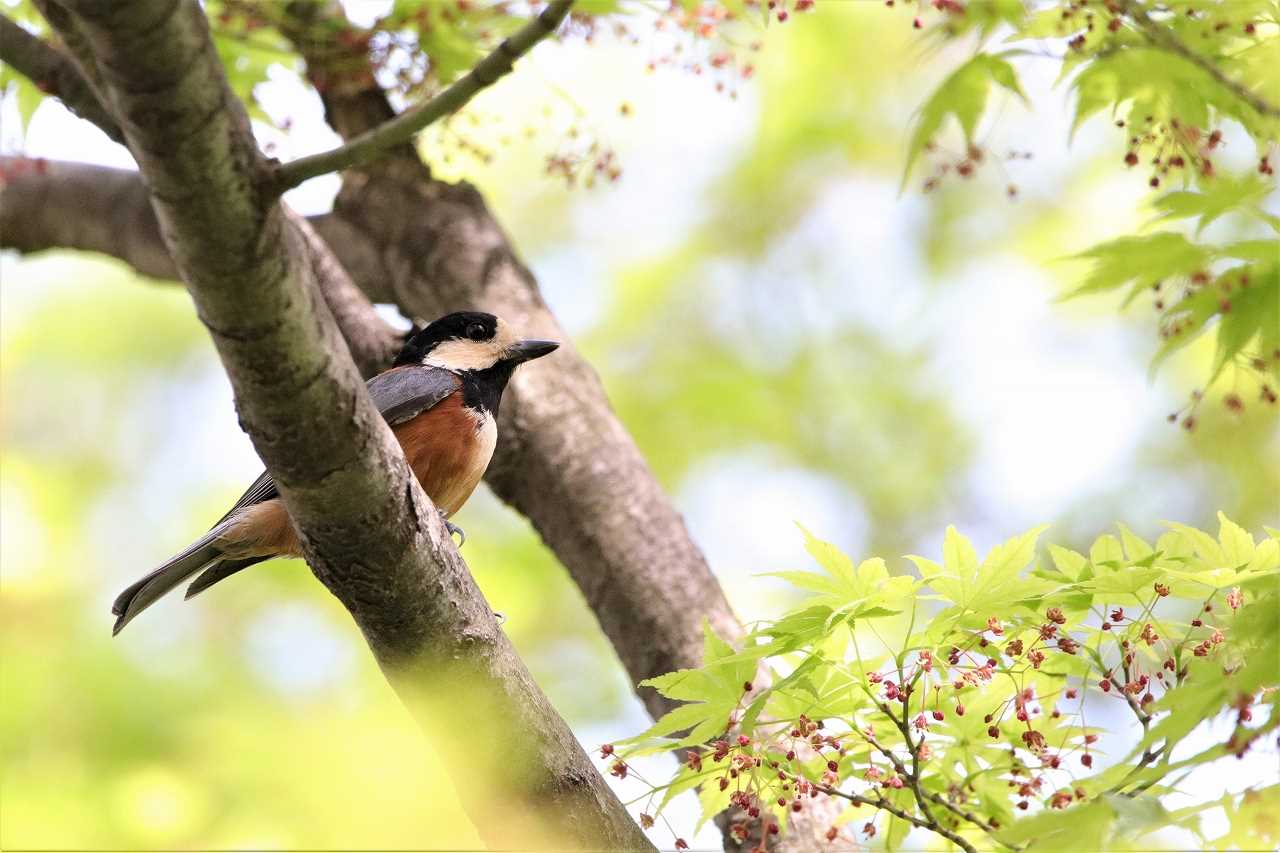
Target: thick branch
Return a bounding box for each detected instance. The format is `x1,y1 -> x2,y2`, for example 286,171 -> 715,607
0,157 -> 398,377
270,0 -> 574,192
264,4 -> 743,734
0,154 -> 743,729
0,149 -> 775,848
0,13 -> 122,141
1122,0 -> 1280,119
34,0 -> 647,846
288,207 -> 401,376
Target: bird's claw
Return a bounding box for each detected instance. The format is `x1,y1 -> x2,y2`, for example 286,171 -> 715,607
440,511 -> 465,547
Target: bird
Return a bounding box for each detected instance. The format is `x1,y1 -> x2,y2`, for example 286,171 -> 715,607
110,311 -> 558,635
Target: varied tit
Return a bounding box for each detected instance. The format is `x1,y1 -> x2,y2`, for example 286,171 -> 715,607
111,312 -> 558,635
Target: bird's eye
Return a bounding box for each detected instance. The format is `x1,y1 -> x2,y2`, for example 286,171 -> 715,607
466,323 -> 488,341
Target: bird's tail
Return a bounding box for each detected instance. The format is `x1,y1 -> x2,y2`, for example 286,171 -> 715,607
111,533 -> 223,635
184,556 -> 267,600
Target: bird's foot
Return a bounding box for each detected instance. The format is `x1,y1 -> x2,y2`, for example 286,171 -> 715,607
493,611 -> 506,625
440,511 -> 465,547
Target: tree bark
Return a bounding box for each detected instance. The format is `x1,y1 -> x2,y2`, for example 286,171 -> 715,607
0,12 -> 122,142
272,8 -> 746,719
4,0 -> 745,722
271,0 -> 575,192
0,2 -> 848,842
0,155 -> 744,721
21,1 -> 648,847
0,153 -> 848,852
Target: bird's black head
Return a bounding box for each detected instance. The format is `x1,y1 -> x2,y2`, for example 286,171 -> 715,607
396,312 -> 498,366
394,311 -> 559,372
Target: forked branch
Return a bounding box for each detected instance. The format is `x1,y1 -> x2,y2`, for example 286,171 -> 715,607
270,0 -> 574,192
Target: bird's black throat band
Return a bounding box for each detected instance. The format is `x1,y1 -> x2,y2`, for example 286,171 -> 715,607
459,360 -> 517,417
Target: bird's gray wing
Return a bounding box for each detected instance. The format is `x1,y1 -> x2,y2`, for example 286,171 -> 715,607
211,367 -> 459,526
212,470 -> 279,527
366,364 -> 461,426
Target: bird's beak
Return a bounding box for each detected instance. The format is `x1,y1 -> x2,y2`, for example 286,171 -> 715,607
505,339 -> 559,364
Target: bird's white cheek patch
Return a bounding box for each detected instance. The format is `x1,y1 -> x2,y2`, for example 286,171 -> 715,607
422,338 -> 504,371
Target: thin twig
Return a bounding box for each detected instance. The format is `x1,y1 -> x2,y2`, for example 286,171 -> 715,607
866,703 -> 1020,850
271,0 -> 574,191
925,789 -> 1013,843
1121,0 -> 1280,119
1107,742 -> 1169,796
1107,674 -> 1153,729
0,13 -> 122,141
806,777 -> 981,853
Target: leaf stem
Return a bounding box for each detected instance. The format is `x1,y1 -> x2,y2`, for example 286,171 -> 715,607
1120,0 -> 1280,119
864,702 -> 1020,851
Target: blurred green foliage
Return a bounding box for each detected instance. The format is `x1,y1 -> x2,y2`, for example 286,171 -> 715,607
618,517 -> 1280,850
